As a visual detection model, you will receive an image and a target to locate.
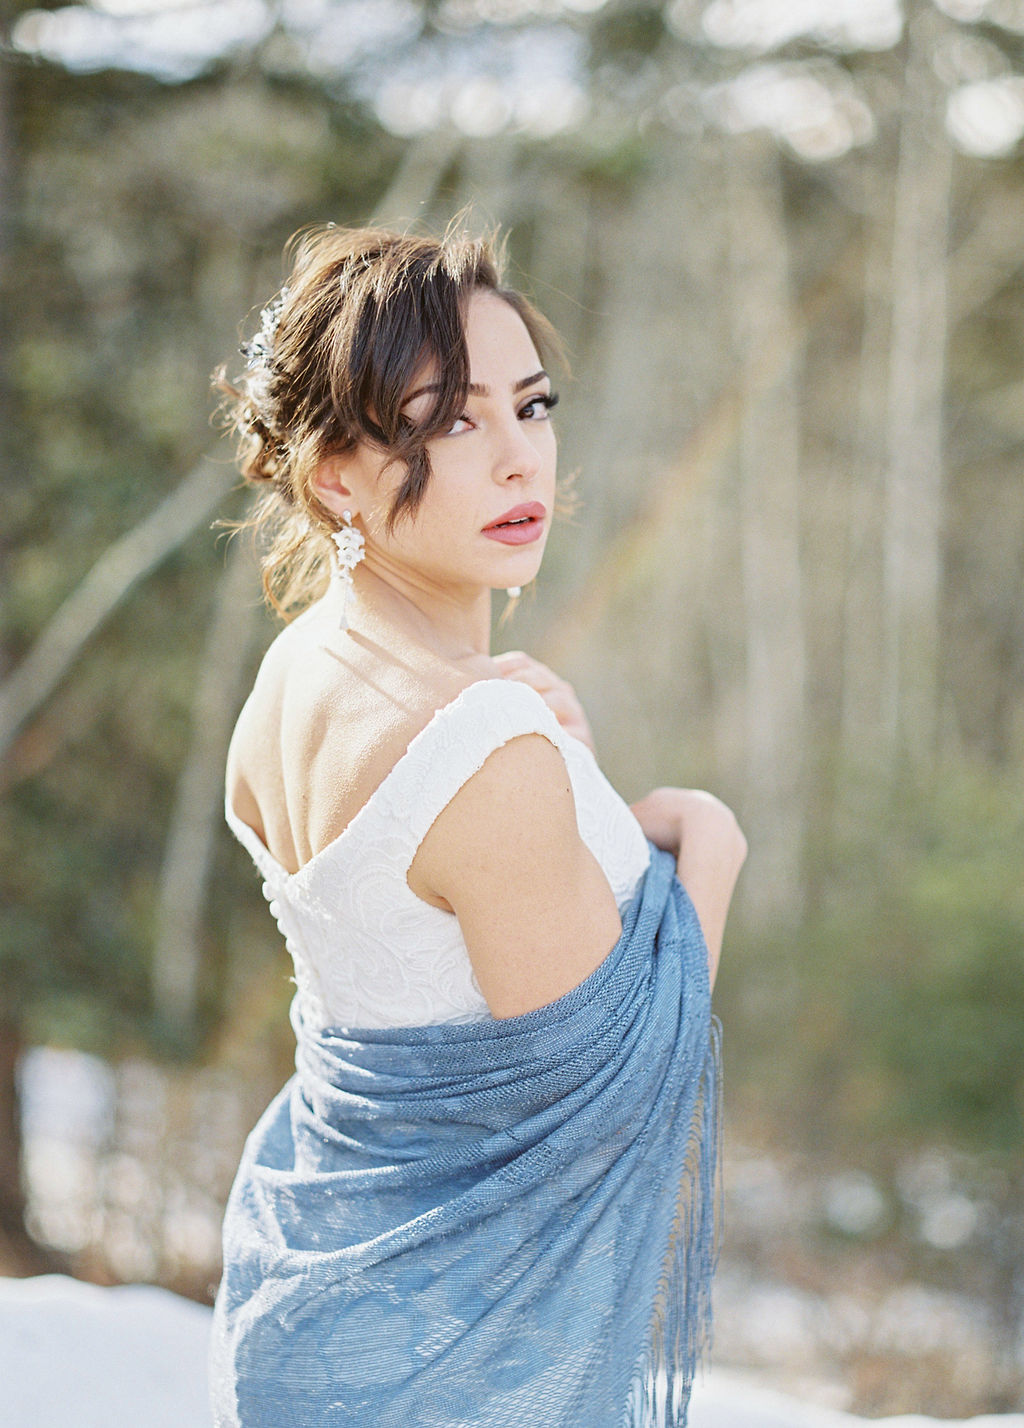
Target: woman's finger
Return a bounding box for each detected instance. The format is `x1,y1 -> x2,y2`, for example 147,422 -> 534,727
494,650 -> 558,684
494,652 -> 596,752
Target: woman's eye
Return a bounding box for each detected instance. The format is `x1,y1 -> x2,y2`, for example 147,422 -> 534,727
520,392 -> 559,421
447,415 -> 473,435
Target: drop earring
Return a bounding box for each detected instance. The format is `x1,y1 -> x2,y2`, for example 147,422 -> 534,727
331,510 -> 364,630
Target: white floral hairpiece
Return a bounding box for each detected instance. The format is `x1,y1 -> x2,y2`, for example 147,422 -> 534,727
240,288 -> 290,368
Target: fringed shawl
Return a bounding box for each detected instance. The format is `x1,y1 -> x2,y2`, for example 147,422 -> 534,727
210,847 -> 720,1427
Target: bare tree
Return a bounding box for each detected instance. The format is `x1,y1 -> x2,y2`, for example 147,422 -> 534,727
151,537 -> 260,1033
839,153 -> 894,786
725,133 -> 807,925
882,5 -> 953,773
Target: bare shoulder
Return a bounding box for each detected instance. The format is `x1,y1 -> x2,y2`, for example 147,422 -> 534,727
410,732 -> 622,1018
413,731 -> 576,870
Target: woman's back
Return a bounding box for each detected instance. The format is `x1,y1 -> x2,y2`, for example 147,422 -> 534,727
226,589 -> 491,876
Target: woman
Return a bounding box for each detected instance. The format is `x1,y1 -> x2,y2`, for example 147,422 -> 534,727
210,225 -> 747,1427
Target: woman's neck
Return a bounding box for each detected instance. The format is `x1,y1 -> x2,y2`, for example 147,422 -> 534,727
348,564 -> 493,662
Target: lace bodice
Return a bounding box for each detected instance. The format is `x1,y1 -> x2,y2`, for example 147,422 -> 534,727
225,678 -> 651,1030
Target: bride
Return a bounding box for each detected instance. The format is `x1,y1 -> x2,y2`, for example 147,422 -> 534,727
210,224 -> 747,1427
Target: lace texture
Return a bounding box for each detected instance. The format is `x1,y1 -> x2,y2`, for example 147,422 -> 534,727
226,679 -> 652,1030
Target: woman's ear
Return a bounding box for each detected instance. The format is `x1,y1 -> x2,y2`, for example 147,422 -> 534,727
313,454 -> 360,523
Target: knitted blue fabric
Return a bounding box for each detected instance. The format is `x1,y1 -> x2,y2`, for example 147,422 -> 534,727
210,847 -> 720,1427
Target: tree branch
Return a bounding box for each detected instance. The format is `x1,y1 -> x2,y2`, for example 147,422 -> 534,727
0,459 -> 233,759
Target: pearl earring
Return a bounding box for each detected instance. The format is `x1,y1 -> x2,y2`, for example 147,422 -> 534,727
331,510 -> 364,630
506,586 -> 522,599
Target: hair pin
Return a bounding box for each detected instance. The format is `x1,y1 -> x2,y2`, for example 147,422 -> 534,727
240,288 -> 289,368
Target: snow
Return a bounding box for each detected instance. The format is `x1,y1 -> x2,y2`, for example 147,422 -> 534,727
0,1275 -> 213,1428
2,1274 -> 1023,1428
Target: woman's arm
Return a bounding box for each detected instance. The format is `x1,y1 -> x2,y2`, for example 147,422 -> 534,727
407,734 -> 622,1018
630,788 -> 747,987
493,651 -> 745,985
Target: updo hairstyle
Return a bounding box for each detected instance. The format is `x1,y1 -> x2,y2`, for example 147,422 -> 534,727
218,223 -> 560,619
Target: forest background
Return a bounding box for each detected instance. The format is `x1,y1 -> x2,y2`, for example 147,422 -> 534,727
0,0 -> 1022,1415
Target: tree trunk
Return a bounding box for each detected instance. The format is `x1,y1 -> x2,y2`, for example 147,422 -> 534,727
0,1017 -> 64,1275
882,5 -> 952,774
151,538 -> 260,1038
0,4 -> 17,685
0,1017 -> 28,1267
0,22 -> 66,1276
838,151 -> 895,791
725,134 -> 807,926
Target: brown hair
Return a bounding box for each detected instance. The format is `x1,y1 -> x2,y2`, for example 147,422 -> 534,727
217,223 -> 561,618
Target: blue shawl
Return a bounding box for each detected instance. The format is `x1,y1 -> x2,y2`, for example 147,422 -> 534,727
209,847 -> 720,1427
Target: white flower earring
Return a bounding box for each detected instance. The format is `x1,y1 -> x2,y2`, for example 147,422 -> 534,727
331,510 -> 364,630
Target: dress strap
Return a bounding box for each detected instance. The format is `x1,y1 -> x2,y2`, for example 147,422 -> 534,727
360,678 -> 569,870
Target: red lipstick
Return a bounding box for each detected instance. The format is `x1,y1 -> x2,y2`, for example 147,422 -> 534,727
482,502 -> 547,545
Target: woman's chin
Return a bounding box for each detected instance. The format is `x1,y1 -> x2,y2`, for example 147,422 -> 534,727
490,553 -> 546,592
491,570 -> 540,594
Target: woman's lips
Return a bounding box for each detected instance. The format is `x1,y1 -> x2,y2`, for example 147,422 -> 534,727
482,502 -> 547,545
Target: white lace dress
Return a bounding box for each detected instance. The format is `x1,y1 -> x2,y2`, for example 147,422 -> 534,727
225,677 -> 651,1031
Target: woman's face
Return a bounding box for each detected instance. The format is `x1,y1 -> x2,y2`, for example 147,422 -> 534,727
321,289 -> 558,601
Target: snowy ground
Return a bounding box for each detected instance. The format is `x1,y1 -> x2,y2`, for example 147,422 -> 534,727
2,1274 -> 1023,1428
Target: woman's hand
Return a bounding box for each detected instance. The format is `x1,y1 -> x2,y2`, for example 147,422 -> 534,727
631,787 -> 747,987
493,651 -> 596,754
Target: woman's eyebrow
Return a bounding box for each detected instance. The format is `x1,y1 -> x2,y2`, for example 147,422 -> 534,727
405,369 -> 548,402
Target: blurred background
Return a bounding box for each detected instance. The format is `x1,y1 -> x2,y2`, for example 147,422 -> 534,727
0,0 -> 1022,1415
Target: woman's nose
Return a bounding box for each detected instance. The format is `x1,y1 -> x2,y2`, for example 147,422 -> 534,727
491,419 -> 543,482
